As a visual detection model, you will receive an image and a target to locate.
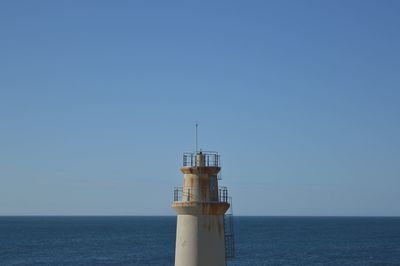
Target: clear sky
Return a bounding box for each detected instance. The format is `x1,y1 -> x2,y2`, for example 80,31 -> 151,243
1,1 -> 399,216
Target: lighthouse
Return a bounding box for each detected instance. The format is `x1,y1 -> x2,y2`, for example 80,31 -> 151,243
172,151 -> 234,266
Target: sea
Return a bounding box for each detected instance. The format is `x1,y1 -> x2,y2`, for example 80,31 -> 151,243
1,216 -> 400,265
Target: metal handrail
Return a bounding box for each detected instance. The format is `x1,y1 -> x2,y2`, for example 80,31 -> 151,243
173,186 -> 228,203
183,151 -> 220,167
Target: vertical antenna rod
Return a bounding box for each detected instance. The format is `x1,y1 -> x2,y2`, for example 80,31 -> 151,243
196,122 -> 198,153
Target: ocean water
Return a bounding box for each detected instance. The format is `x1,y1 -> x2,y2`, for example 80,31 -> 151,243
1,216 -> 400,265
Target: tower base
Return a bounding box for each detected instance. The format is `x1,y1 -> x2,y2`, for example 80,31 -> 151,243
174,214 -> 226,266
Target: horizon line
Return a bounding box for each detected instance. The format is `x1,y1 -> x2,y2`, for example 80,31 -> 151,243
1,215 -> 399,218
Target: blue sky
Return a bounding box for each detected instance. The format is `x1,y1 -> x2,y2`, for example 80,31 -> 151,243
1,1 -> 399,215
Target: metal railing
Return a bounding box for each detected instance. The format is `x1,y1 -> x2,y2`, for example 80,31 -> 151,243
183,151 -> 220,167
173,186 -> 228,203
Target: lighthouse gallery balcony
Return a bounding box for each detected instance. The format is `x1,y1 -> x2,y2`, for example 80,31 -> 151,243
173,186 -> 229,203
183,151 -> 220,167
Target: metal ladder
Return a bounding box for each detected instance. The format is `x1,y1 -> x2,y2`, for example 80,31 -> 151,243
224,197 -> 235,258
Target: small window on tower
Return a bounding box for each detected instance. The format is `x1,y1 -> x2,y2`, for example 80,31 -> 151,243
210,176 -> 216,191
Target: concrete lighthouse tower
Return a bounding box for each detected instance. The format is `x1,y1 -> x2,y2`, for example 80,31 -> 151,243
172,151 -> 234,266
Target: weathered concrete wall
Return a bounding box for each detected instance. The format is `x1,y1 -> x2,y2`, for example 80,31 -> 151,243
180,166 -> 220,203
174,214 -> 226,266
